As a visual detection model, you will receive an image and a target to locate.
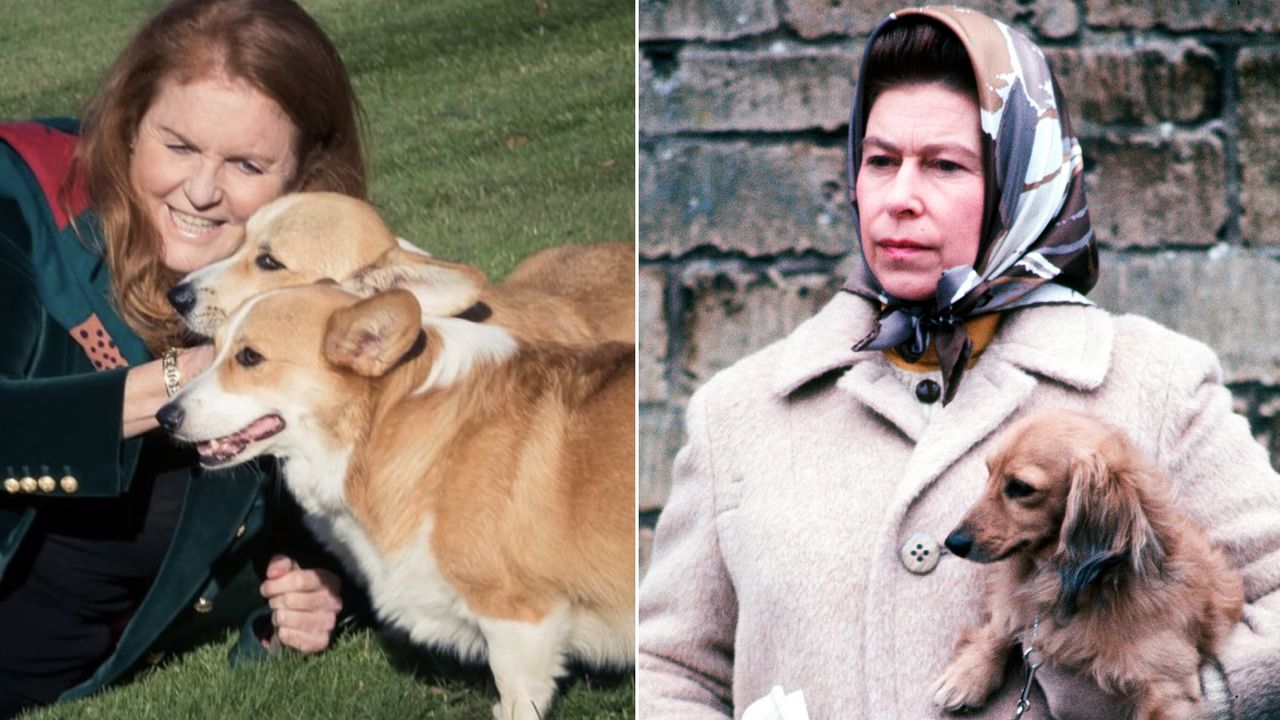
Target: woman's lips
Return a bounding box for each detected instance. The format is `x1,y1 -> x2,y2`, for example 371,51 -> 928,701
166,205 -> 226,240
876,238 -> 933,260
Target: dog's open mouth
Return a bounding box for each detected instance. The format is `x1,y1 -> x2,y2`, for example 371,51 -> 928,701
195,415 -> 285,466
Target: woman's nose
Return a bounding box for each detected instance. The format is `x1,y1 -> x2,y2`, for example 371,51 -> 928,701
883,163 -> 923,217
184,159 -> 223,210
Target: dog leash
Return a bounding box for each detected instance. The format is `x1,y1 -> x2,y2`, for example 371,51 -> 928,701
1012,616 -> 1043,720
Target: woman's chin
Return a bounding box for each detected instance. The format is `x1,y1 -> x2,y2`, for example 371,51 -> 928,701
159,232 -> 240,274
879,278 -> 938,302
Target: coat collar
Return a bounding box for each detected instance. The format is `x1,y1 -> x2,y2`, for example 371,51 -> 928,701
770,291 -> 1112,401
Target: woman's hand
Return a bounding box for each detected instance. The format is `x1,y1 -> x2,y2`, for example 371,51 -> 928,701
179,344 -> 215,382
122,343 -> 217,438
259,554 -> 343,653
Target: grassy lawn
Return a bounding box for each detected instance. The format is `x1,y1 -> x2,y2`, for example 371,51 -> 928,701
0,0 -> 635,717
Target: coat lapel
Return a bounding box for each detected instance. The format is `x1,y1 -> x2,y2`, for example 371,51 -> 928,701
884,302 -> 1115,529
772,294 -> 1115,509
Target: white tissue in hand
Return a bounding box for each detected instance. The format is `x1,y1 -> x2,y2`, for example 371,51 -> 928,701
742,686 -> 810,720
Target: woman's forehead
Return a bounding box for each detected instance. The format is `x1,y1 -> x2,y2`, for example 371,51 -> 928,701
863,83 -> 981,152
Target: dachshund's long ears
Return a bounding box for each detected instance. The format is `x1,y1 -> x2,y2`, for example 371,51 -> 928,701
1053,436 -> 1165,616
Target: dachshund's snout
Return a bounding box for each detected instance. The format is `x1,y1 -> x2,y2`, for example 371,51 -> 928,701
945,527 -> 974,559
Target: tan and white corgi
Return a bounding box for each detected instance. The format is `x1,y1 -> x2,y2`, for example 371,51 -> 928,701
169,191 -> 634,343
157,281 -> 635,720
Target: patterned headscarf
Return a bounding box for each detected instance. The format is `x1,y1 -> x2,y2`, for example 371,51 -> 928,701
842,6 -> 1098,405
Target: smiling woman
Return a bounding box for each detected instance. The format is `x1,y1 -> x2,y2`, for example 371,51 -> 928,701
129,75 -> 299,274
3,0 -> 636,717
0,0 -> 369,716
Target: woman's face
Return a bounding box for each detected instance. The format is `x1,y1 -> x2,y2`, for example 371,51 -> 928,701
130,74 -> 299,274
856,82 -> 985,302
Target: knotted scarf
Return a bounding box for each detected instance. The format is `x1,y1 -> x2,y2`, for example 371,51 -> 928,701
842,6 -> 1098,404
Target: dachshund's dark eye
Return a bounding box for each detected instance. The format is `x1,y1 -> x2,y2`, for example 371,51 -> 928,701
255,253 -> 285,271
236,346 -> 264,368
1004,478 -> 1036,499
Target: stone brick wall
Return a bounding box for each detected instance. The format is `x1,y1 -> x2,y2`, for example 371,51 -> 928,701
638,0 -> 1280,576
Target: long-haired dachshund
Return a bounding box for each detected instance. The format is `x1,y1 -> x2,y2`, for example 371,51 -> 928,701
931,409 -> 1243,720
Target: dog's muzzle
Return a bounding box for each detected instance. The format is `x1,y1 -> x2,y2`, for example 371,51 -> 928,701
168,283 -> 197,315
944,528 -> 975,559
156,402 -> 185,434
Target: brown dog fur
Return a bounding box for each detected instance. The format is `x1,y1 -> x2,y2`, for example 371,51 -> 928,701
166,283 -> 634,719
933,409 -> 1243,720
174,191 -> 634,343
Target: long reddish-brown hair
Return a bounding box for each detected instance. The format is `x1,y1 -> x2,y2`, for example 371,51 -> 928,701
70,0 -> 367,353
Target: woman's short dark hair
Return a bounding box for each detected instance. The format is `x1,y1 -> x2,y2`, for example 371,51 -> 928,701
862,17 -> 978,120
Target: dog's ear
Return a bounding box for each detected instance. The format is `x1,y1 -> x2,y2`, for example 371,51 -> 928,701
323,289 -> 424,378
1053,436 -> 1164,615
345,247 -> 485,317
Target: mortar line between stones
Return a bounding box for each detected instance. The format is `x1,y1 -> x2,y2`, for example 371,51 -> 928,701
1218,40 -> 1243,247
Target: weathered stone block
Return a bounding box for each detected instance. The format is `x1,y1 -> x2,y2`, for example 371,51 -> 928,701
1238,49 -> 1280,246
640,44 -> 859,134
1047,42 -> 1218,126
639,0 -> 780,41
640,403 -> 686,512
1085,0 -> 1280,32
1033,0 -> 1080,39
640,266 -> 669,403
782,0 -> 1077,40
1092,248 -> 1280,385
639,140 -> 851,259
1082,133 -> 1226,249
681,268 -> 841,393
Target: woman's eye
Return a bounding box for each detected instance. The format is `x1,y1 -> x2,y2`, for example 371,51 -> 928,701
235,347 -> 264,368
864,154 -> 895,169
255,253 -> 285,271
1004,478 -> 1036,499
236,160 -> 264,176
165,143 -> 192,155
933,159 -> 965,173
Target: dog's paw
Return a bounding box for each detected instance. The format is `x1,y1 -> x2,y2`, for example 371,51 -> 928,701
931,657 -> 1001,712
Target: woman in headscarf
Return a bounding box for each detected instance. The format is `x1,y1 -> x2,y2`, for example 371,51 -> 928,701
637,6 -> 1280,719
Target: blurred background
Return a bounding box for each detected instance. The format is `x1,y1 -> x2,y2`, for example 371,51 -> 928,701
638,0 -> 1280,576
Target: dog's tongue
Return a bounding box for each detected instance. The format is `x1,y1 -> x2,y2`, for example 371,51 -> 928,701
196,415 -> 285,465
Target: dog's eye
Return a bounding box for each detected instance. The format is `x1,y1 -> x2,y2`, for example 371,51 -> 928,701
255,253 -> 285,271
1004,478 -> 1036,499
236,346 -> 265,368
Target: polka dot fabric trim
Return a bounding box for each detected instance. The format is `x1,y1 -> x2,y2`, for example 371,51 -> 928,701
70,314 -> 127,370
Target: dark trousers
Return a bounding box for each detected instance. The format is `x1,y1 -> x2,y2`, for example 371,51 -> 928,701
0,436 -> 190,719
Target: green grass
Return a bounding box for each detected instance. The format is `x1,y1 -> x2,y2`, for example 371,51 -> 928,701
1,0 -> 634,717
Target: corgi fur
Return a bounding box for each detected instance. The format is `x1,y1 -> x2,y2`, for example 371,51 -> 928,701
160,284 -> 636,720
171,191 -> 634,343
932,409 -> 1243,720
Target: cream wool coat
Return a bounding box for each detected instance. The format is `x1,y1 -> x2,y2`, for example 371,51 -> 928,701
638,292 -> 1280,720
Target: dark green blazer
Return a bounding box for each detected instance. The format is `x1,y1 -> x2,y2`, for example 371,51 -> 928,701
0,119 -> 277,701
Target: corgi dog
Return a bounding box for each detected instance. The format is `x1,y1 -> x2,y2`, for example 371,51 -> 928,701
157,281 -> 635,720
168,191 -> 634,343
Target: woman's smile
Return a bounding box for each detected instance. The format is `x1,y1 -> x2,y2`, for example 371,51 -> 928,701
165,205 -> 226,239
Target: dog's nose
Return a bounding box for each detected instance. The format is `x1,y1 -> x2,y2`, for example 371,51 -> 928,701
168,283 -> 197,315
944,528 -> 974,558
155,403 -> 185,434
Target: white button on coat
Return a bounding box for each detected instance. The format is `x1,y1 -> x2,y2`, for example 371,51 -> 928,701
899,533 -> 942,574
